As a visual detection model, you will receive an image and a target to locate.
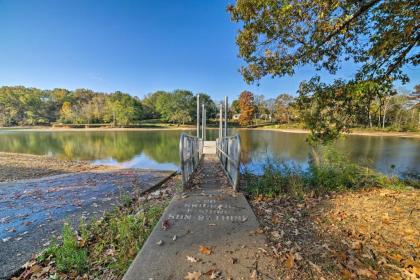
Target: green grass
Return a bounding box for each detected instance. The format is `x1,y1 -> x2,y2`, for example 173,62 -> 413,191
38,223 -> 88,274
38,201 -> 167,277
243,146 -> 417,198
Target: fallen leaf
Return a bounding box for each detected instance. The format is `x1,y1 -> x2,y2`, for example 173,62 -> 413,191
356,268 -> 377,279
162,219 -> 171,230
186,256 -> 199,263
341,268 -> 353,279
308,261 -> 322,274
156,240 -> 163,246
184,271 -> 201,280
271,230 -> 283,240
199,245 -> 212,255
250,269 -> 257,279
285,254 -> 295,269
210,270 -> 221,279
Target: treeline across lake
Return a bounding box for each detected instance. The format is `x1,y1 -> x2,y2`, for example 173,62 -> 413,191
0,84 -> 419,133
0,86 -> 216,127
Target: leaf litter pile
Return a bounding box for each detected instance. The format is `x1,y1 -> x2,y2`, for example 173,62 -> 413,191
250,188 -> 419,279
12,175 -> 179,280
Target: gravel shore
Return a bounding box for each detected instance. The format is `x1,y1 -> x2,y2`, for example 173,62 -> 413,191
0,152 -> 115,182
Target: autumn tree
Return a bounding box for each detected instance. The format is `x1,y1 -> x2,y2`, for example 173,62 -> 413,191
228,0 -> 419,140
228,0 -> 418,83
238,91 -> 255,126
59,101 -> 75,123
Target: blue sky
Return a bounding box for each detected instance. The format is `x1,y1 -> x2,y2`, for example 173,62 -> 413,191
0,0 -> 418,101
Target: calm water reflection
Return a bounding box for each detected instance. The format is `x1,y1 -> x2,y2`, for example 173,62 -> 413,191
0,129 -> 418,176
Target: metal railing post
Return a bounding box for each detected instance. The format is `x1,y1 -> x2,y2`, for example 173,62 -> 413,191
204,107 -> 206,141
201,104 -> 205,142
197,94 -> 200,138
219,104 -> 223,139
179,134 -> 185,188
224,96 -> 228,137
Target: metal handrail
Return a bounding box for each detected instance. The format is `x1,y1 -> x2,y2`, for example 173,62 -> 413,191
216,134 -> 241,191
179,133 -> 203,189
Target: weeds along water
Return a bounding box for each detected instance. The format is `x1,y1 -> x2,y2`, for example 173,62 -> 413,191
242,145 -> 418,198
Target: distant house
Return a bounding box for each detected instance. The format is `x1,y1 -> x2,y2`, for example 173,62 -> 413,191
232,114 -> 241,120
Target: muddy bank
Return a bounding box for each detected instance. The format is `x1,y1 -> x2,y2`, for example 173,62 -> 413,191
0,152 -> 115,183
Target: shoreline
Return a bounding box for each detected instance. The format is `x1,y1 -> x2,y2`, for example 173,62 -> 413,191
247,127 -> 420,139
0,126 -> 419,138
0,152 -> 117,182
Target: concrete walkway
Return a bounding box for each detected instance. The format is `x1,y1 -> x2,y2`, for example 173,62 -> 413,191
124,156 -> 277,279
0,169 -> 174,279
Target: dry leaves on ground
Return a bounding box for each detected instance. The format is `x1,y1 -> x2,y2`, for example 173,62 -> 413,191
184,271 -> 201,280
250,188 -> 420,279
199,245 -> 212,255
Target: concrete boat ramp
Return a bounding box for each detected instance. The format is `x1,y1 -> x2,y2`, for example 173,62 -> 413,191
124,155 -> 277,279
0,169 -> 175,279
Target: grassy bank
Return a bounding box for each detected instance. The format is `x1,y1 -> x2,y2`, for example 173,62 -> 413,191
13,176 -> 179,280
244,147 -> 419,279
243,146 -> 418,198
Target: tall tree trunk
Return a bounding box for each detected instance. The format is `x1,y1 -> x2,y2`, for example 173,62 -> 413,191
382,97 -> 390,129
310,145 -> 320,167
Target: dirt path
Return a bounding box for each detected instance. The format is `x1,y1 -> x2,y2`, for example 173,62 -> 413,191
0,169 -> 174,279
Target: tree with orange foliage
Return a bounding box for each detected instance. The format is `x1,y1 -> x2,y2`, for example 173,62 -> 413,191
238,91 -> 255,126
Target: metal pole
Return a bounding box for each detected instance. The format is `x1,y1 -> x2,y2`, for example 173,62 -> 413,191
196,94 -> 200,138
224,96 -> 228,137
219,104 -> 223,139
204,108 -> 207,141
202,104 -> 205,141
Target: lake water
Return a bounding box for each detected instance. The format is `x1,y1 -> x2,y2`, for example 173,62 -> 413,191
0,129 -> 418,177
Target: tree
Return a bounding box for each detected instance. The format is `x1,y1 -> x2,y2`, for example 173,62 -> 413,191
298,78 -> 356,143
228,0 -> 419,84
142,91 -> 167,119
104,91 -> 142,126
197,93 -> 217,119
264,98 -> 276,121
169,110 -> 192,125
60,101 -> 75,123
238,91 -> 255,126
274,94 -> 294,123
230,99 -> 240,114
254,94 -> 267,117
228,0 -> 419,141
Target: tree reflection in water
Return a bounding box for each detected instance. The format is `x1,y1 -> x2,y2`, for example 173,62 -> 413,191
0,130 -> 418,176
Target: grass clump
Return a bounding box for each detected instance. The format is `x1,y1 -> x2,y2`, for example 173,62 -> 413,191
88,203 -> 165,275
38,223 -> 88,274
